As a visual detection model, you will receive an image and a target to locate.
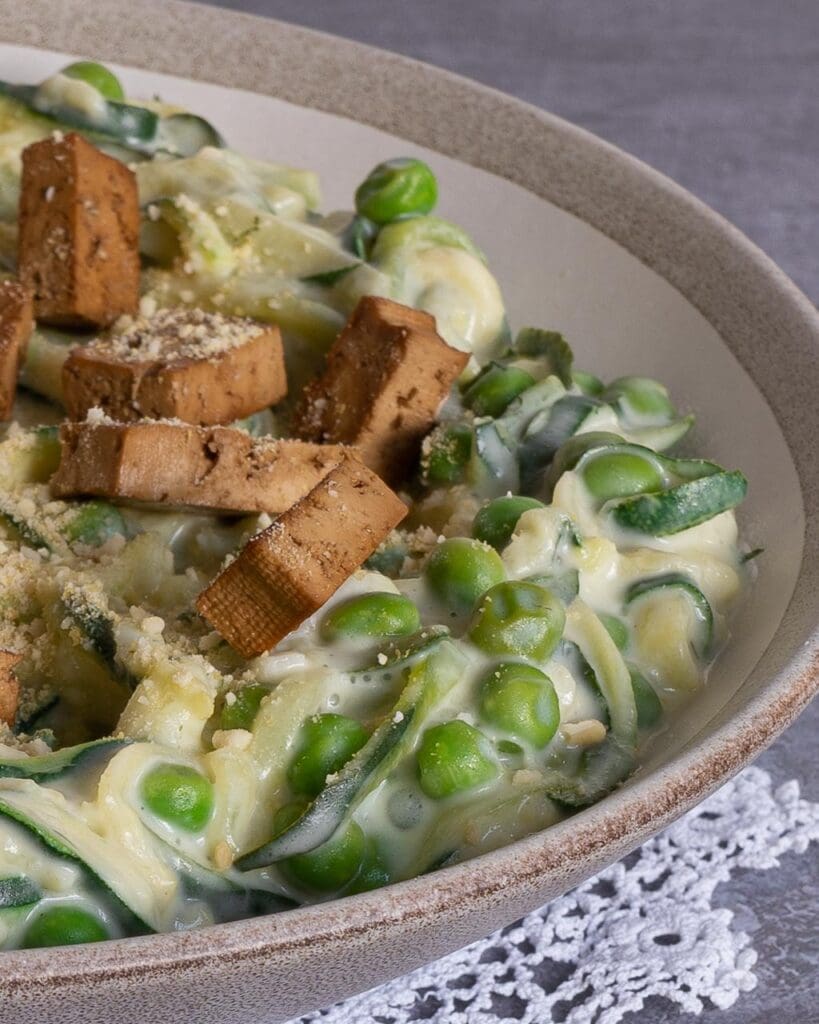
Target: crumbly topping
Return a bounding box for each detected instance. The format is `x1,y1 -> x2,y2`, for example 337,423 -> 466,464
397,525 -> 441,575
93,307 -> 266,364
512,768 -> 545,787
0,725 -> 53,755
441,491 -> 482,539
562,719 -> 607,746
138,294 -> 158,318
212,839 -> 235,870
0,483 -> 71,554
211,728 -> 252,751
85,405 -> 114,426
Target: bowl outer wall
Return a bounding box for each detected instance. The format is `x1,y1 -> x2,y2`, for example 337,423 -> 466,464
0,1 -> 817,1021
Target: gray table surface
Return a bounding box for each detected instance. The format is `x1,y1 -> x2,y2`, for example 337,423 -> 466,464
196,1 -> 818,1020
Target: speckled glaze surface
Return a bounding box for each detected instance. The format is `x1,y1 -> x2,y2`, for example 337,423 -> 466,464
0,1 -> 817,1021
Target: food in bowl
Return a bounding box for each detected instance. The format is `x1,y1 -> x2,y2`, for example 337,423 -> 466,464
0,61 -> 750,948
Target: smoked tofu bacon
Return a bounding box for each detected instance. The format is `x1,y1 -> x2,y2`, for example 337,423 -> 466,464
0,279 -> 33,421
0,651 -> 21,727
294,296 -> 469,484
62,308 -> 287,425
197,454 -> 408,657
51,418 -> 346,516
17,132 -> 140,328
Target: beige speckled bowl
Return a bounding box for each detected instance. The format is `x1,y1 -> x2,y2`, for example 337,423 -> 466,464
0,2 -> 817,1020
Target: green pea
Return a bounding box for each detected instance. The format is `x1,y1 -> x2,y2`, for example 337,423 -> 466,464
423,423 -> 472,485
548,431 -> 626,483
572,370 -> 605,396
630,669 -> 663,730
472,495 -> 544,550
23,905 -> 109,948
463,363 -> 535,418
141,763 -> 214,832
220,684 -> 268,732
417,720 -> 499,799
63,501 -> 128,547
272,798 -> 309,838
599,614 -> 629,651
371,216 -> 482,268
582,451 -> 664,502
320,592 -> 420,642
425,538 -> 505,613
479,662 -> 560,748
284,822 -> 366,892
287,714 -> 369,798
346,838 -> 391,894
604,376 -> 675,420
61,61 -> 125,102
355,157 -> 438,225
469,581 -> 565,660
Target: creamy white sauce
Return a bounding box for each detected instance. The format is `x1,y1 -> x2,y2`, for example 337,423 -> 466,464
394,246 -> 505,358
36,73 -> 109,124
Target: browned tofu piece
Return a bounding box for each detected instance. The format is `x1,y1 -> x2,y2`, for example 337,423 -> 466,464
293,296 -> 469,484
62,307 -> 287,424
50,418 -> 347,515
197,454 -> 408,657
18,132 -> 139,328
0,280 -> 34,421
0,651 -> 21,727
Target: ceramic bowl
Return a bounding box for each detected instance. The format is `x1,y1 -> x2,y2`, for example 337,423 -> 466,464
0,2 -> 817,1021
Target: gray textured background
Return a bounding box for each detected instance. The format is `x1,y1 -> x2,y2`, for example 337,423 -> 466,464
195,1 -> 818,1020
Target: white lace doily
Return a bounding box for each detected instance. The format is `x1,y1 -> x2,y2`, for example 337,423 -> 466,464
295,766 -> 819,1024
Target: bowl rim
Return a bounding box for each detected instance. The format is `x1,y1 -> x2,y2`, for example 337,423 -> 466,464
0,0 -> 817,988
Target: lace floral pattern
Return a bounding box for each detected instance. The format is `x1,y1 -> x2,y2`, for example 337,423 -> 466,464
297,767 -> 819,1024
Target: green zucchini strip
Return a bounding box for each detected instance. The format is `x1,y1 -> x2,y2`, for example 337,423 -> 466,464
0,783 -> 153,933
626,573 -> 714,656
564,600 -> 637,748
609,470 -> 748,535
531,600 -> 638,808
0,875 -> 41,910
0,81 -> 223,157
538,739 -> 636,808
0,739 -> 129,781
237,642 -> 466,870
513,328 -> 574,386
61,584 -> 138,690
